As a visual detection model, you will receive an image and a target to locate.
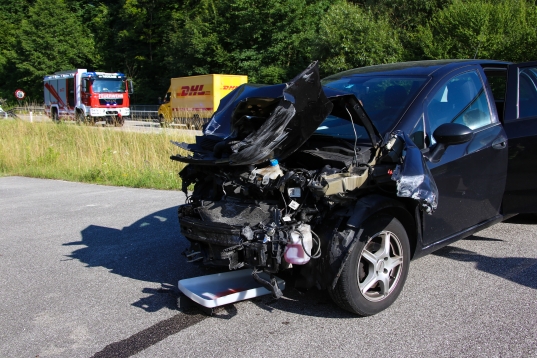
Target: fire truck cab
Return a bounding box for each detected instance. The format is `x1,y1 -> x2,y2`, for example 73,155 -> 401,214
44,69 -> 132,126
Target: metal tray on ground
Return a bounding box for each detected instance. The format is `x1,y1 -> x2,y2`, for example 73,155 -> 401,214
178,269 -> 285,308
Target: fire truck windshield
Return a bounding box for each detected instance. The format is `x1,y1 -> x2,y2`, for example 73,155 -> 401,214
92,79 -> 126,93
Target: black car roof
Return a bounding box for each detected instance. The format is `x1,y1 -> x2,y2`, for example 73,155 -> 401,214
322,59 -> 511,80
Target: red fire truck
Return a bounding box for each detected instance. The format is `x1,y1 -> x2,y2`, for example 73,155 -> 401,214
44,69 -> 133,126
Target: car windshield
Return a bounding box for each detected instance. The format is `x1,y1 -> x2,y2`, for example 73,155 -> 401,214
321,75 -> 427,135
92,79 -> 125,93
314,114 -> 370,141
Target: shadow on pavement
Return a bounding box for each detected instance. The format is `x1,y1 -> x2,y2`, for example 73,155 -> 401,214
66,206 -> 357,319
432,241 -> 537,290
503,213 -> 537,225
65,206 -> 206,313
67,206 -> 358,358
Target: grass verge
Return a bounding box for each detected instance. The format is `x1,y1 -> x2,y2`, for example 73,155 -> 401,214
0,120 -> 193,190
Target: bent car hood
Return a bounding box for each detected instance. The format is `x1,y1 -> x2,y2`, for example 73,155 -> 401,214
171,61 -> 381,166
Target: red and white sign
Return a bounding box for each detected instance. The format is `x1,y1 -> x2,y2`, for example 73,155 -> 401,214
14,89 -> 25,99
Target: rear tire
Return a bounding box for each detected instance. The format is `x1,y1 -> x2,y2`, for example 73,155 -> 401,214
329,215 -> 410,316
51,109 -> 59,123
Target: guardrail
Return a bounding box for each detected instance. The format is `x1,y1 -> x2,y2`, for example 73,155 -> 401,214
130,105 -> 159,121
8,105 -> 160,121
11,106 -> 45,114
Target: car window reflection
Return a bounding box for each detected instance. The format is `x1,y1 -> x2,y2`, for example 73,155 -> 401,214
323,76 -> 427,134
427,70 -> 492,145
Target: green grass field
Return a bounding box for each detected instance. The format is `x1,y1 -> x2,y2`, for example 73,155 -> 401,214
0,120 -> 193,190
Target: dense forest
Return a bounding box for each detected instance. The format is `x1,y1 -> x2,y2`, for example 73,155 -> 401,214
1,0 -> 536,104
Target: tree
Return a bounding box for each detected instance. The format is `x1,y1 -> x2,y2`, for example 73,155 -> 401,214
349,0 -> 454,59
162,0 -> 330,84
312,1 -> 404,76
16,0 -> 96,98
0,0 -> 31,99
417,0 -> 537,61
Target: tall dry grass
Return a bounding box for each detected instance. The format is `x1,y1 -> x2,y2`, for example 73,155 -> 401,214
0,120 -> 193,190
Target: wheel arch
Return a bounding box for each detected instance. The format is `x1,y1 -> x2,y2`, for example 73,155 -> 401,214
50,105 -> 60,121
75,105 -> 87,114
326,194 -> 418,290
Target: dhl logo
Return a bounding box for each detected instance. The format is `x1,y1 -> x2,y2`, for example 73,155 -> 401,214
178,85 -> 210,97
222,85 -> 239,90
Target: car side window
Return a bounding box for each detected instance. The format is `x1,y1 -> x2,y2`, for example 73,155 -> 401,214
425,71 -> 492,145
519,68 -> 537,119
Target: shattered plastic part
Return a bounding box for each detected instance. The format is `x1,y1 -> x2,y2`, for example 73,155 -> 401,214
197,200 -> 276,226
204,121 -> 221,136
390,131 -> 438,214
178,269 -> 285,308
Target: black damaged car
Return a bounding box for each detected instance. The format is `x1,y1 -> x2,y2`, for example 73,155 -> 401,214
171,60 -> 537,316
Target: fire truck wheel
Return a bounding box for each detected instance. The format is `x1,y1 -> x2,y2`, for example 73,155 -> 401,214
75,111 -> 85,125
115,116 -> 124,127
51,109 -> 59,123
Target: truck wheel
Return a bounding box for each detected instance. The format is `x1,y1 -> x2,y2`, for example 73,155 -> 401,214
75,110 -> 85,125
159,114 -> 168,128
116,116 -> 124,127
51,109 -> 59,123
329,215 -> 410,316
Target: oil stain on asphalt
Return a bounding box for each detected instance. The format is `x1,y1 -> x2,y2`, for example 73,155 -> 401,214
90,311 -> 207,358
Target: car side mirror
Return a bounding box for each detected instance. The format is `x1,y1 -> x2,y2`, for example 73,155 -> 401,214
425,123 -> 474,163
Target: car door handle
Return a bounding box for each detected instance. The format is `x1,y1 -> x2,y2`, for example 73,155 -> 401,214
492,140 -> 507,150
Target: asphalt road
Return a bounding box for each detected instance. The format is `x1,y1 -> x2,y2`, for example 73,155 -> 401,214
0,176 -> 536,357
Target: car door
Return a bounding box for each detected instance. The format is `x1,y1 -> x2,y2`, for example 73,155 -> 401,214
419,67 -> 508,247
502,61 -> 537,214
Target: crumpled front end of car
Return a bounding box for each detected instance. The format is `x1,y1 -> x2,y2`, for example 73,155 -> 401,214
171,61 -> 438,298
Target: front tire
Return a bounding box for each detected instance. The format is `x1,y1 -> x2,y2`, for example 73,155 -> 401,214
114,116 -> 124,127
75,110 -> 85,125
329,215 -> 410,316
159,114 -> 168,128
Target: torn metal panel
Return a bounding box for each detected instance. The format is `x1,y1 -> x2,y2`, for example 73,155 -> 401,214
227,61 -> 333,165
170,61 -> 333,166
205,83 -> 286,139
390,131 -> 439,214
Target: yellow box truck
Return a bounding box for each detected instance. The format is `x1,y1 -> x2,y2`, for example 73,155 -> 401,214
158,74 -> 248,128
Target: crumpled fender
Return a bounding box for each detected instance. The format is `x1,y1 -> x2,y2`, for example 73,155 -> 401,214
390,130 -> 439,214
327,194 -> 414,290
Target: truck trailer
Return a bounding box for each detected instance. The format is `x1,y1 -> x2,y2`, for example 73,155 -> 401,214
158,74 -> 247,128
44,69 -> 133,126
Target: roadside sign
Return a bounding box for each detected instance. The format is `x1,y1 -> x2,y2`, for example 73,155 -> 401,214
14,89 -> 25,100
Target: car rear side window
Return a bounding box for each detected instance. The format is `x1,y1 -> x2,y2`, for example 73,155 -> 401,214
426,70 -> 492,144
519,68 -> 537,119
